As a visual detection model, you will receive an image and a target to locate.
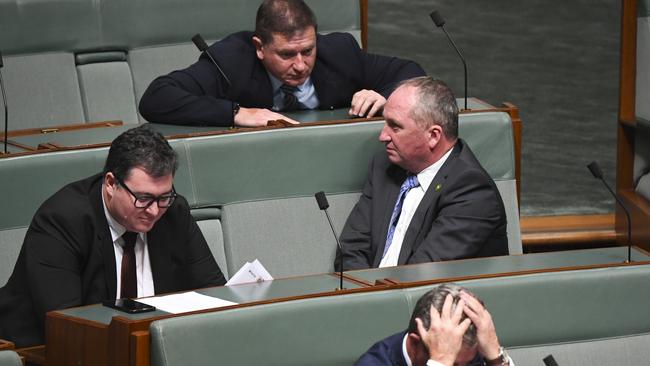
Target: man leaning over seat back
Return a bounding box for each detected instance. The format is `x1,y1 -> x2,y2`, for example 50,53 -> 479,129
138,0 -> 425,127
336,76 -> 508,270
355,283 -> 514,366
0,125 -> 226,348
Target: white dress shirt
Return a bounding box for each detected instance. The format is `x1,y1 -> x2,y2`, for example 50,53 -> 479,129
379,148 -> 454,268
102,191 -> 155,299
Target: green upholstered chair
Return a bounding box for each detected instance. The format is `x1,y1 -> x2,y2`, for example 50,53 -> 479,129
0,350 -> 21,366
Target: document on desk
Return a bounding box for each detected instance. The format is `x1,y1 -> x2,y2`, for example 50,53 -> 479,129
226,259 -> 274,286
138,291 -> 238,314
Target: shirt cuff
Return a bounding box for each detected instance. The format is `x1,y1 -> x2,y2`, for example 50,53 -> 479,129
426,360 -> 447,366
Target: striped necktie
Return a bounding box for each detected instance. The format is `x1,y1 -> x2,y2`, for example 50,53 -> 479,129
280,84 -> 299,111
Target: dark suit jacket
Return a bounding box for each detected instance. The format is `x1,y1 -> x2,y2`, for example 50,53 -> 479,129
139,31 -> 425,126
355,331 -> 486,366
0,174 -> 226,347
355,331 -> 409,366
337,140 -> 508,270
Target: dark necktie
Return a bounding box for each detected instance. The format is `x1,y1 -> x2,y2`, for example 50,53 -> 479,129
120,231 -> 138,299
280,84 -> 299,111
383,175 -> 420,258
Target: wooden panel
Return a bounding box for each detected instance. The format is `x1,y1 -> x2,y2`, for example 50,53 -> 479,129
620,189 -> 650,252
521,214 -> 616,248
0,339 -> 14,350
360,0 -> 368,50
130,331 -> 150,366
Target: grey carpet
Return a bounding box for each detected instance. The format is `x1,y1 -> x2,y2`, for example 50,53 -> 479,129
367,0 -> 619,216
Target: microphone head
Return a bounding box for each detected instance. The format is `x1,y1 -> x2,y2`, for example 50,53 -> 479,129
587,161 -> 604,179
191,34 -> 209,52
315,191 -> 329,210
543,355 -> 559,366
430,10 -> 446,27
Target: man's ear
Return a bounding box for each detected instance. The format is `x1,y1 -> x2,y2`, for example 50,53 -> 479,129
408,332 -> 422,343
427,124 -> 443,150
104,172 -> 117,198
252,36 -> 264,60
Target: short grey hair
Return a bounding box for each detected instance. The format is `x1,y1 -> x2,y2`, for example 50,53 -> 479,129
397,76 -> 459,139
407,283 -> 479,347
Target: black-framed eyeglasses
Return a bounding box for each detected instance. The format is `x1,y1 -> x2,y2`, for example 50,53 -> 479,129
114,175 -> 177,209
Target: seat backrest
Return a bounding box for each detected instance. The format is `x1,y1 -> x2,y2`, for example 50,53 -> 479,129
404,265 -> 650,347
149,264 -> 650,366
188,122 -> 381,277
150,288 -> 411,366
0,350 -> 21,366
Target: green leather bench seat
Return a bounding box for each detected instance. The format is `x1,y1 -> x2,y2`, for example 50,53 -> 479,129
0,111 -> 519,285
0,351 -> 21,366
0,0 -> 363,127
148,264 -> 650,366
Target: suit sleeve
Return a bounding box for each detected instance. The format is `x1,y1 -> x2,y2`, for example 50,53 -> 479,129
23,210 -> 90,326
138,54 -> 235,127
409,168 -> 506,262
336,156 -> 378,270
346,35 -> 426,98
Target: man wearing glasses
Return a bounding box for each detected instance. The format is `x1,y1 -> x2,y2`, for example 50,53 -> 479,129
0,125 -> 226,348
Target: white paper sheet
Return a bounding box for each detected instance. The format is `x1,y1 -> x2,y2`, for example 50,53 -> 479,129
138,291 -> 238,314
225,259 -> 274,286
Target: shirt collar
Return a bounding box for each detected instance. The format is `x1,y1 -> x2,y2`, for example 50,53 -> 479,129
416,146 -> 454,192
101,185 -> 127,243
402,333 -> 414,366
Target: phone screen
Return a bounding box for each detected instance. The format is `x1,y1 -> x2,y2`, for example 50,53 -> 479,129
102,299 -> 156,313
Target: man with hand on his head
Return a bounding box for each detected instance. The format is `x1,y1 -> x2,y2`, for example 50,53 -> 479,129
355,284 -> 514,366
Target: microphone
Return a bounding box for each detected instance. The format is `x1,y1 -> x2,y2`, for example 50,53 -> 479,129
429,10 -> 469,110
587,161 -> 632,263
191,34 -> 231,87
543,355 -> 559,366
315,191 -> 345,290
0,50 -> 8,155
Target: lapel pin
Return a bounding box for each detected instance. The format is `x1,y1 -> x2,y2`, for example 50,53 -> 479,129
435,183 -> 442,192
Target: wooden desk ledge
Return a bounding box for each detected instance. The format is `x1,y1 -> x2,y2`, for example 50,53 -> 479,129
521,213 -> 616,249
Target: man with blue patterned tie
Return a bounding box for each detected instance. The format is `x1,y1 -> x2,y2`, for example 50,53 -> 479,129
336,77 -> 508,270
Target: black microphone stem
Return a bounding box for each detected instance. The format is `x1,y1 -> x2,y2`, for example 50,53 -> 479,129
439,26 -> 468,110
323,209 -> 344,291
598,176 -> 633,262
0,70 -> 7,155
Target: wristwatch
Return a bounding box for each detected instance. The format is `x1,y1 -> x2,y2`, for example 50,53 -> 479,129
485,347 -> 509,366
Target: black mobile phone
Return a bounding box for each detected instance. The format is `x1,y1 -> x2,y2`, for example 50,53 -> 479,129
102,298 -> 156,314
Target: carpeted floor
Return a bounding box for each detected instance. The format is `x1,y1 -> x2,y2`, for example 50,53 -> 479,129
366,0 -> 620,216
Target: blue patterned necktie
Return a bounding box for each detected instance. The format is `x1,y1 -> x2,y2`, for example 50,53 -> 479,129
383,174 -> 420,258
280,84 -> 299,111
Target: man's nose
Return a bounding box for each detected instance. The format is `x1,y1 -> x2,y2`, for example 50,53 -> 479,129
146,202 -> 160,216
379,125 -> 391,142
292,54 -> 307,72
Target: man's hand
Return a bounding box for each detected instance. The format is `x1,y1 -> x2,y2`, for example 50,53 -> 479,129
460,292 -> 502,361
349,89 -> 386,118
234,107 -> 299,127
415,294 -> 472,366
